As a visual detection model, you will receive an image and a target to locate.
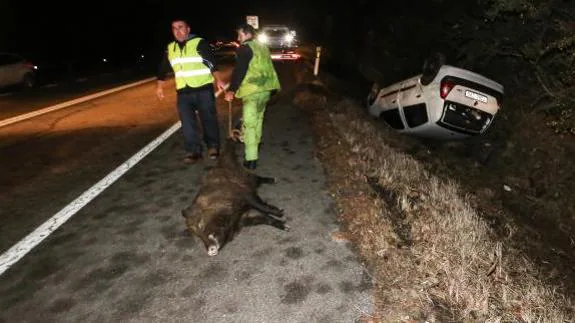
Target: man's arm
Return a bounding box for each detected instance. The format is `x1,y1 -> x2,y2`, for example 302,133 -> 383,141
196,39 -> 218,73
157,49 -> 172,81
156,49 -> 171,100
228,44 -> 253,92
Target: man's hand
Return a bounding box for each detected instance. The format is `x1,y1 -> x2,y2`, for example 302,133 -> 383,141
224,91 -> 235,102
217,80 -> 228,91
156,82 -> 165,100
211,71 -> 224,90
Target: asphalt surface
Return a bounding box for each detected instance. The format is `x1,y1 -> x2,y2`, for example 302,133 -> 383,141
0,67 -> 154,120
0,60 -> 373,322
0,79 -> 179,254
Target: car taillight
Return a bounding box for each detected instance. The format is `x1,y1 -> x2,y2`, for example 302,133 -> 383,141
440,80 -> 454,99
23,61 -> 37,69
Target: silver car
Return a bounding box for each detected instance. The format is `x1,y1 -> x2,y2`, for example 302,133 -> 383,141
367,54 -> 504,140
256,25 -> 297,49
0,52 -> 37,89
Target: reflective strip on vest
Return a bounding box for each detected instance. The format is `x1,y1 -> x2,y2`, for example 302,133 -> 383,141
175,69 -> 211,77
170,57 -> 204,65
167,38 -> 214,89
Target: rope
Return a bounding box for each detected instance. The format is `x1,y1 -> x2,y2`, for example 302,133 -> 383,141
227,99 -> 243,142
215,82 -> 243,142
228,100 -> 233,138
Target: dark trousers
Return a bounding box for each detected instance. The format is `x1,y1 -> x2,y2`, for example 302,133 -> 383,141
176,88 -> 220,154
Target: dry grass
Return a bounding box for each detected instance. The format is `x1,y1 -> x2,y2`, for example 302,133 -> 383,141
292,72 -> 575,322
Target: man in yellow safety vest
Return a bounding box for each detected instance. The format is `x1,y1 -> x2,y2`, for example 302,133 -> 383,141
156,18 -> 222,164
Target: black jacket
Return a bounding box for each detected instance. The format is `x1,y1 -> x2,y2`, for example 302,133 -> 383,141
228,42 -> 253,92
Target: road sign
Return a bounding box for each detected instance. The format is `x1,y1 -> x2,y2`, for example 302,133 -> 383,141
246,15 -> 259,29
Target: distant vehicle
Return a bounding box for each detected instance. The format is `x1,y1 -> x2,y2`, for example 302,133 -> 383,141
270,48 -> 301,61
256,25 -> 297,49
210,40 -> 239,58
0,52 -> 37,89
366,54 -> 504,140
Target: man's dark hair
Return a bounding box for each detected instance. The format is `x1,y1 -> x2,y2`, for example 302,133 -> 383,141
236,23 -> 256,35
171,18 -> 189,26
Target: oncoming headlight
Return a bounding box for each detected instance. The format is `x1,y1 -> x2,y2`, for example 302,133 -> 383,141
257,34 -> 268,43
284,34 -> 294,42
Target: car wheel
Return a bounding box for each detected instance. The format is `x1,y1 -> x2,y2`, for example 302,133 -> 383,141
420,52 -> 445,86
366,83 -> 380,107
21,73 -> 35,89
367,93 -> 376,107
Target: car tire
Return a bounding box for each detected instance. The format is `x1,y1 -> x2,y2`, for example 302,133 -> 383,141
366,83 -> 380,107
367,93 -> 376,107
21,73 -> 35,89
420,52 -> 446,86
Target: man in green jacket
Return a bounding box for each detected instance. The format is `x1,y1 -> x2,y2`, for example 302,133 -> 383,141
222,23 -> 281,170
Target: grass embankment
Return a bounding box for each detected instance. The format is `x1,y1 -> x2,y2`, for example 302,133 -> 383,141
291,69 -> 575,321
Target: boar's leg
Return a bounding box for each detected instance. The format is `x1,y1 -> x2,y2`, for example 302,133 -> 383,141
256,175 -> 276,185
246,195 -> 284,217
241,213 -> 289,231
254,195 -> 284,216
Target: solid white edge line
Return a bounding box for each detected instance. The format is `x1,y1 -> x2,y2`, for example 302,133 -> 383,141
0,121 -> 182,277
0,77 -> 157,129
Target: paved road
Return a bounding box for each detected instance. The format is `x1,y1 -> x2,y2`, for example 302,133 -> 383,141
0,61 -> 372,322
0,68 -> 155,121
0,78 -> 179,254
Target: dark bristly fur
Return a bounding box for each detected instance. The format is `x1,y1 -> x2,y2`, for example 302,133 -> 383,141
181,138 -> 288,256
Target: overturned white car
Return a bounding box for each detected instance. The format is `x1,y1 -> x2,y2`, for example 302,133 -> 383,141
366,54 -> 504,140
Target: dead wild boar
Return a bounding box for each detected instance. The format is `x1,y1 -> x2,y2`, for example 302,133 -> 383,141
182,138 -> 288,256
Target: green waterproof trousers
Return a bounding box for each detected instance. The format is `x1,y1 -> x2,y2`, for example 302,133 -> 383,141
242,91 -> 271,161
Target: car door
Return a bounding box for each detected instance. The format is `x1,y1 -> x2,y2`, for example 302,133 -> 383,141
376,83 -> 405,130
0,54 -> 11,87
398,76 -> 429,128
0,54 -> 24,86
395,79 -> 415,128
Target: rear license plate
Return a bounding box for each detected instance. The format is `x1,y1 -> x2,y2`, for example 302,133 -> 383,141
465,90 -> 488,103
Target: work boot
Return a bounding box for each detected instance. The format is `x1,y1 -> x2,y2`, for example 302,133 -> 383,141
243,160 -> 257,170
208,147 -> 219,160
183,153 -> 202,164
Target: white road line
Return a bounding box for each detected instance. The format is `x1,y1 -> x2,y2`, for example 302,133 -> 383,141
0,121 -> 181,277
0,77 -> 157,129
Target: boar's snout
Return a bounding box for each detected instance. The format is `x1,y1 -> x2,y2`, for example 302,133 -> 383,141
207,245 -> 219,256
207,234 -> 220,256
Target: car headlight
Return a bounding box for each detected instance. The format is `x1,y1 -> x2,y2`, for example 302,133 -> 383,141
284,34 -> 294,42
257,34 -> 268,43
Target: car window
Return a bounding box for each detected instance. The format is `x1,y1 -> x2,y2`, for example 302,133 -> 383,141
0,54 -> 23,66
403,103 -> 429,128
266,30 -> 286,36
381,109 -> 405,129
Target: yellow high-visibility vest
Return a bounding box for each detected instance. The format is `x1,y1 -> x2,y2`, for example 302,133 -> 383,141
167,38 -> 213,89
235,40 -> 280,98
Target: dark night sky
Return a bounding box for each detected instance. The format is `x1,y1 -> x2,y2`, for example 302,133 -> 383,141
0,0 -> 326,65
